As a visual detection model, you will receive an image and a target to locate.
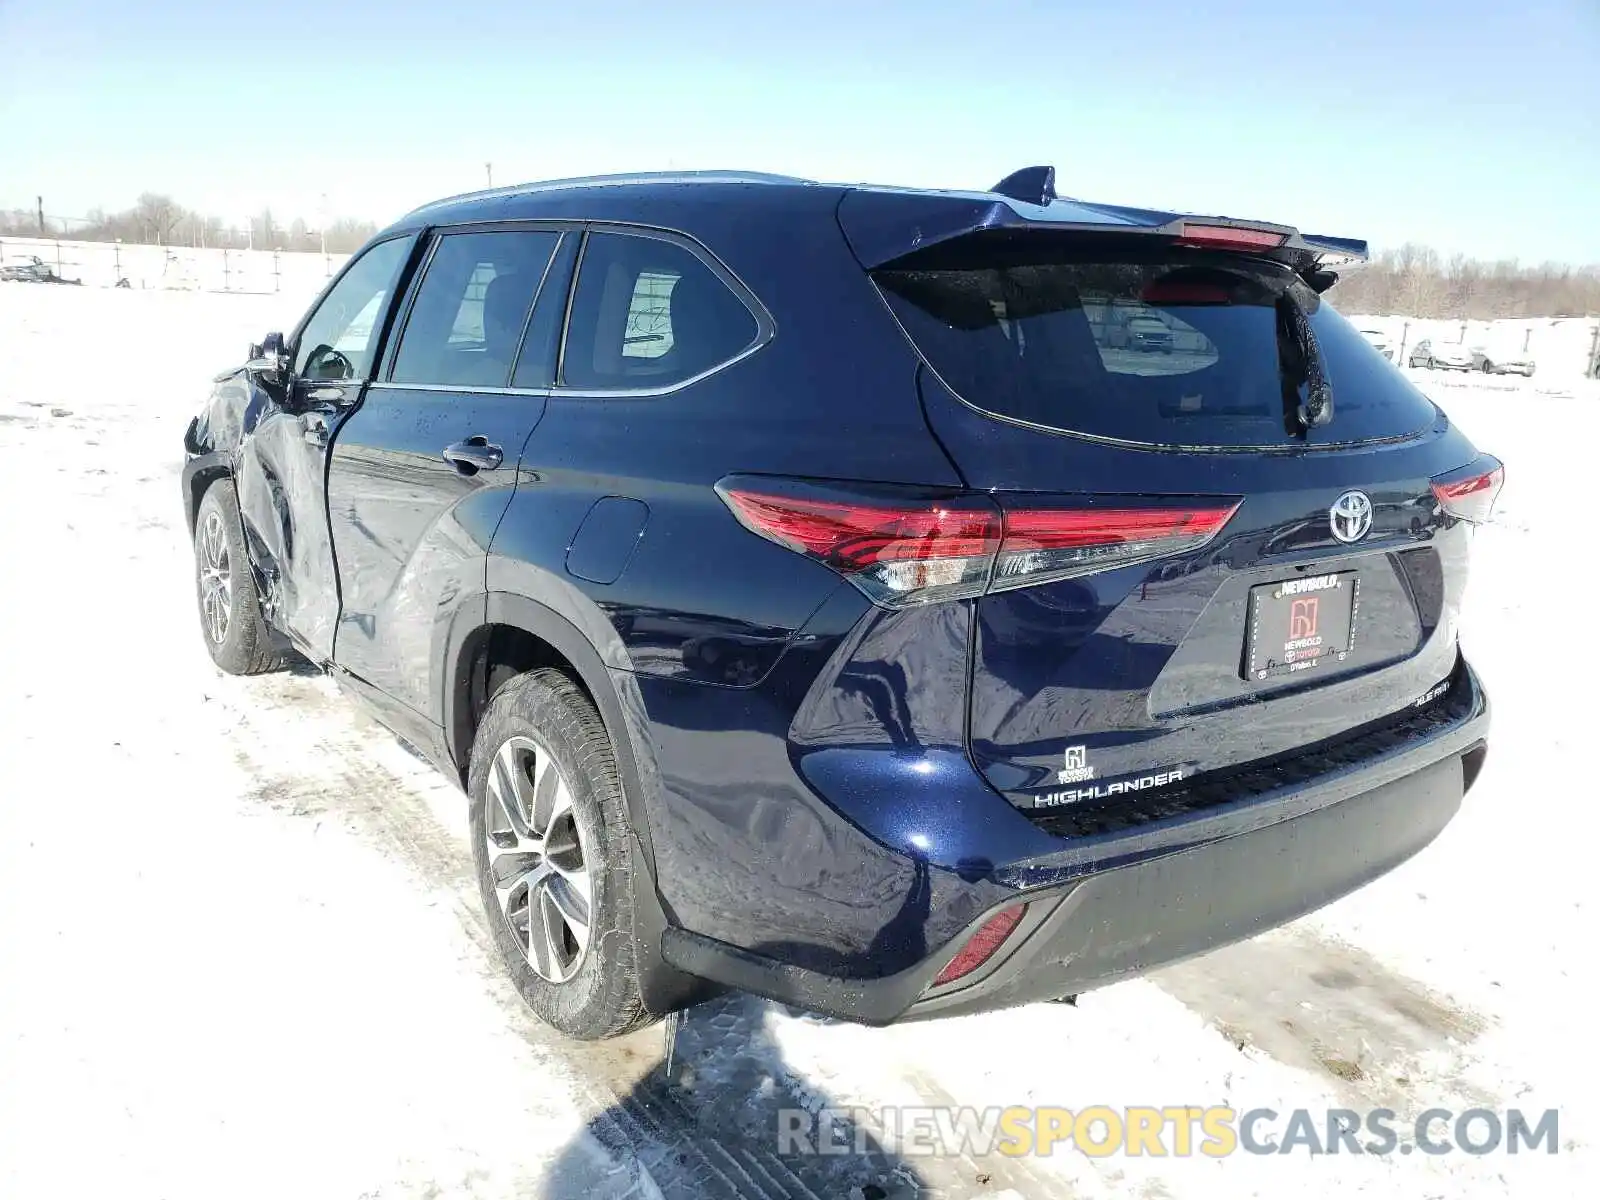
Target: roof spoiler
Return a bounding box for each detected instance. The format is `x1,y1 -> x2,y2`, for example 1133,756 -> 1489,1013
841,169 -> 1369,288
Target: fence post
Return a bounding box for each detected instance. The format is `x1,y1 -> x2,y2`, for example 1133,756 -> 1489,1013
222,247 -> 230,292
273,250 -> 281,293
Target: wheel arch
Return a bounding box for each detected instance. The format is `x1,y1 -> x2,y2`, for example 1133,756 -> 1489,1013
181,451 -> 233,536
443,592 -> 715,1013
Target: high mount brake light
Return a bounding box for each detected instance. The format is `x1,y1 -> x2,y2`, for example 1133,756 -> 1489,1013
1175,222 -> 1289,251
1431,456 -> 1504,525
717,478 -> 1241,608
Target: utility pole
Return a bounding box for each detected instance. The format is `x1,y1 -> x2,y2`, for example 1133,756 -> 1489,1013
36,196 -> 44,236
486,162 -> 493,188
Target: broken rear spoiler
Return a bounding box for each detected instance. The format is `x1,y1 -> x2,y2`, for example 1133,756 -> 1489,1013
838,165 -> 1367,287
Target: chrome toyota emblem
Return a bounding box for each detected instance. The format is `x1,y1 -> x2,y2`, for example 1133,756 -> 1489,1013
1329,491 -> 1374,543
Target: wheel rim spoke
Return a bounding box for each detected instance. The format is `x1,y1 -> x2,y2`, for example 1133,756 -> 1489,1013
488,740 -> 538,848
542,871 -> 591,949
484,735 -> 593,983
548,849 -> 591,908
528,749 -> 562,835
197,511 -> 233,645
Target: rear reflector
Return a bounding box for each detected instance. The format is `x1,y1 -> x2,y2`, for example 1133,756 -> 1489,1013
718,478 -> 1241,608
1431,455 -> 1504,525
933,905 -> 1027,987
1175,222 -> 1288,251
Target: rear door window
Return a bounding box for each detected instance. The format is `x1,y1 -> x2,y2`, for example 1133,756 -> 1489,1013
559,232 -> 759,390
390,230 -> 561,389
876,253 -> 1437,448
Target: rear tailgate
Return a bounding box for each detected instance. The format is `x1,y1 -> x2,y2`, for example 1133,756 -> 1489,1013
850,206 -> 1489,813
948,426 -> 1477,812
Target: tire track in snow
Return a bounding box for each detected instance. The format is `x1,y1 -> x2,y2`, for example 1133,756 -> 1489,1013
225,669 -> 1066,1198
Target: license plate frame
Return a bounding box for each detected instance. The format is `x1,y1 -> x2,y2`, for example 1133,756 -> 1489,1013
1244,571 -> 1360,681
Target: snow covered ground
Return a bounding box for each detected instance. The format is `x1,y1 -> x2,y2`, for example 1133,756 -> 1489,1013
0,284 -> 1590,1199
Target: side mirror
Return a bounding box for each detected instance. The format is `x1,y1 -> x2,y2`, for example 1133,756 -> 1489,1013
245,331 -> 290,384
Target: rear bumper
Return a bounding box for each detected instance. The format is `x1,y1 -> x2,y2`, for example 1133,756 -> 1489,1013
663,663 -> 1488,1024
908,746 -> 1473,1019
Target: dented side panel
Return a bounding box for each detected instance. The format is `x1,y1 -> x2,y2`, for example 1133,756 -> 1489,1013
186,367 -> 347,663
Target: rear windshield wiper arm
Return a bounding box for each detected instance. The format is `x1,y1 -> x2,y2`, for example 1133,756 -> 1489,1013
1278,292 -> 1333,431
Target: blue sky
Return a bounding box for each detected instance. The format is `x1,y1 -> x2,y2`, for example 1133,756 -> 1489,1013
1,0 -> 1595,262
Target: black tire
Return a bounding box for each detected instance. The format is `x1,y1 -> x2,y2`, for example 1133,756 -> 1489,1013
468,668 -> 656,1041
193,480 -> 285,675
1481,360 -> 1494,374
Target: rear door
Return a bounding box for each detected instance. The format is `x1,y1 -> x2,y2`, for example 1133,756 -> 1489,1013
327,225 -> 577,720
873,244 -> 1486,811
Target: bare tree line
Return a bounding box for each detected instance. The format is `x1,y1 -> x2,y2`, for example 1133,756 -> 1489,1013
5,195 -> 1598,318
0,193 -> 379,254
1328,243 -> 1600,320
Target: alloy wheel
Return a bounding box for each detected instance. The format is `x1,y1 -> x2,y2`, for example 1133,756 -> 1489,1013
198,509 -> 233,644
485,735 -> 593,983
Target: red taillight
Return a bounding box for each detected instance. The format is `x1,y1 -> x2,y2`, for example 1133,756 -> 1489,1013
992,502 -> 1241,593
1175,222 -> 1288,251
1431,456 -> 1504,525
717,481 -> 1001,608
717,478 -> 1240,607
933,905 -> 1027,987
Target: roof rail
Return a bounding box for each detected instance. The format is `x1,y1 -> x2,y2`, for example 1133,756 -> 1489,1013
991,165 -> 1057,207
402,170 -> 816,221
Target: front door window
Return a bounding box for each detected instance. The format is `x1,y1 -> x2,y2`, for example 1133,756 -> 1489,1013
294,238 -> 412,381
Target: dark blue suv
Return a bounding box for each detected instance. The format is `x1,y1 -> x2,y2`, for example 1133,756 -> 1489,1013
183,168 -> 1496,1040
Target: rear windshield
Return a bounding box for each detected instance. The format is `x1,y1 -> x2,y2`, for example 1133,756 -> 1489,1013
875,253 -> 1437,448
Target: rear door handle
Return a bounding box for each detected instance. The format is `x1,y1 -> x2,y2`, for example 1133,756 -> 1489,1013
442,436 -> 504,473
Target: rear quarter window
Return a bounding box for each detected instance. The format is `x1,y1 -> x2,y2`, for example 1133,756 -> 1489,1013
560,232 -> 760,391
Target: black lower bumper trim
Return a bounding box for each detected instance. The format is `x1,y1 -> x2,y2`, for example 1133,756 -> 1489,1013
1028,673 -> 1475,839
912,751 -> 1466,1019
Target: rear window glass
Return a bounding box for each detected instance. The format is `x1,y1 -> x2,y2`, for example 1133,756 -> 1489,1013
875,256 -> 1437,448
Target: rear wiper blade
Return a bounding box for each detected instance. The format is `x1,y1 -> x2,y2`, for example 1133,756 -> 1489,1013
1277,292 -> 1333,431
